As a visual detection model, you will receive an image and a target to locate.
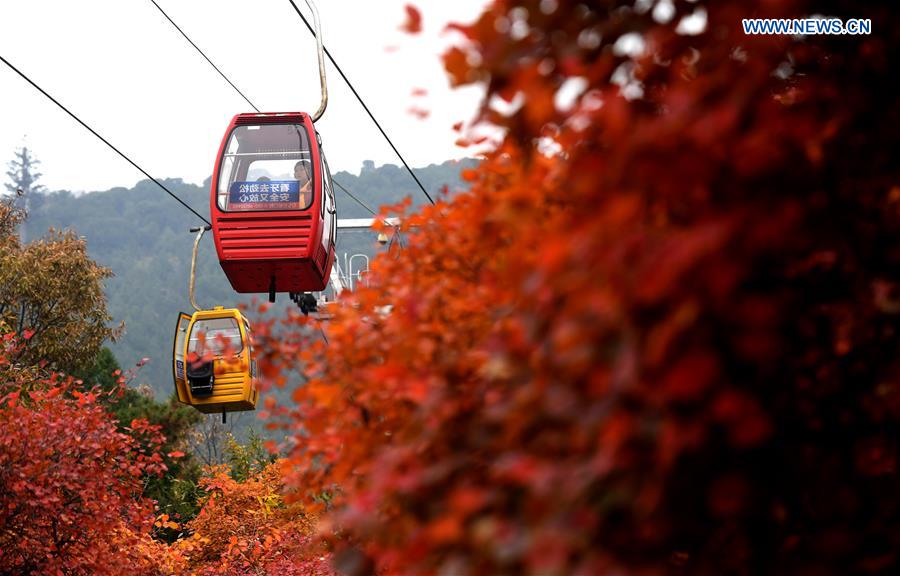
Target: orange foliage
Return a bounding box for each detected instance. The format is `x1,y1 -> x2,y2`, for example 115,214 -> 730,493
173,462 -> 332,575
255,0 -> 899,574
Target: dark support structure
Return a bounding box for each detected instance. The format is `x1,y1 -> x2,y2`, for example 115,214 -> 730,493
300,292 -> 317,316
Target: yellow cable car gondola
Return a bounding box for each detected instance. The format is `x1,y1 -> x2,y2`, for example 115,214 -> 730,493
172,226 -> 258,421
173,306 -> 257,416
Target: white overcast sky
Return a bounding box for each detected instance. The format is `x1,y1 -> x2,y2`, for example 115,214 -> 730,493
0,0 -> 489,193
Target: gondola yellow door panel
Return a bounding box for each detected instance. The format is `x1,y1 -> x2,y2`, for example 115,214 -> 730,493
172,307 -> 258,415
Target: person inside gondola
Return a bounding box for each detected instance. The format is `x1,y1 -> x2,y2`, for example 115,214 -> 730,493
294,161 -> 312,194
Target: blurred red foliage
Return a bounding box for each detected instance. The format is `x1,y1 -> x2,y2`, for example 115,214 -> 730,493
400,4 -> 423,35
258,0 -> 899,573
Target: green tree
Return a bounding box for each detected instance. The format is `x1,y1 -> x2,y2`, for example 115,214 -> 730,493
0,228 -> 119,372
2,148 -> 119,373
224,429 -> 275,482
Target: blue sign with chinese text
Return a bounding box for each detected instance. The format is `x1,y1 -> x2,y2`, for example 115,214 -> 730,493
228,180 -> 306,210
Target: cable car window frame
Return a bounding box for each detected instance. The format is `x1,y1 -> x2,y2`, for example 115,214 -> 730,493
318,144 -> 336,255
323,156 -> 336,215
319,146 -> 326,219
323,154 -> 336,244
242,317 -> 253,348
216,123 -> 317,213
188,317 -> 244,356
317,134 -> 331,220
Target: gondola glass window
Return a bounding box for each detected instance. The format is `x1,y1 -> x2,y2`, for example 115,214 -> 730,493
188,317 -> 243,356
216,123 -> 315,212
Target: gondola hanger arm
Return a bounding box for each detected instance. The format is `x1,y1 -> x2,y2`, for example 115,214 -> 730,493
303,0 -> 328,122
189,225 -> 211,312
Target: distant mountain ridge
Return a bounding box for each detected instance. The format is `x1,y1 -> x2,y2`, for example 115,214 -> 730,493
23,159 -> 477,396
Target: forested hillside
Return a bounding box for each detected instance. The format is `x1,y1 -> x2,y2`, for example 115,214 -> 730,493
22,159 -> 475,398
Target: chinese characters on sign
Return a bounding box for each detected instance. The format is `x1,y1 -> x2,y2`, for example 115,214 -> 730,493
228,180 -> 306,210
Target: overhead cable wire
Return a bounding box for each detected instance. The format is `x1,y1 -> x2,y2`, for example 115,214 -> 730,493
332,179 -> 377,216
149,2 -> 383,219
0,53 -> 212,226
285,0 -> 436,206
148,0 -> 260,113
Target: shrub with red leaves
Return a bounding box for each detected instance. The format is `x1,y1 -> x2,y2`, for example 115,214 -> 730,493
0,343 -> 170,574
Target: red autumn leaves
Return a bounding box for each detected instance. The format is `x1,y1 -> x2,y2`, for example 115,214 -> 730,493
0,366 -> 168,573
400,4 -> 422,35
1,1 -> 896,574
253,0 -> 899,574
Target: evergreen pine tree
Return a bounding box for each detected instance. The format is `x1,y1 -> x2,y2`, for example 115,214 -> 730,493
4,146 -> 46,241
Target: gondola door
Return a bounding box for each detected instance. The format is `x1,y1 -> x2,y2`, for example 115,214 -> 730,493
173,312 -> 192,404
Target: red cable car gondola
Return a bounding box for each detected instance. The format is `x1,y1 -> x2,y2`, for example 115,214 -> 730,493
210,113 -> 336,300
210,0 -> 335,302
